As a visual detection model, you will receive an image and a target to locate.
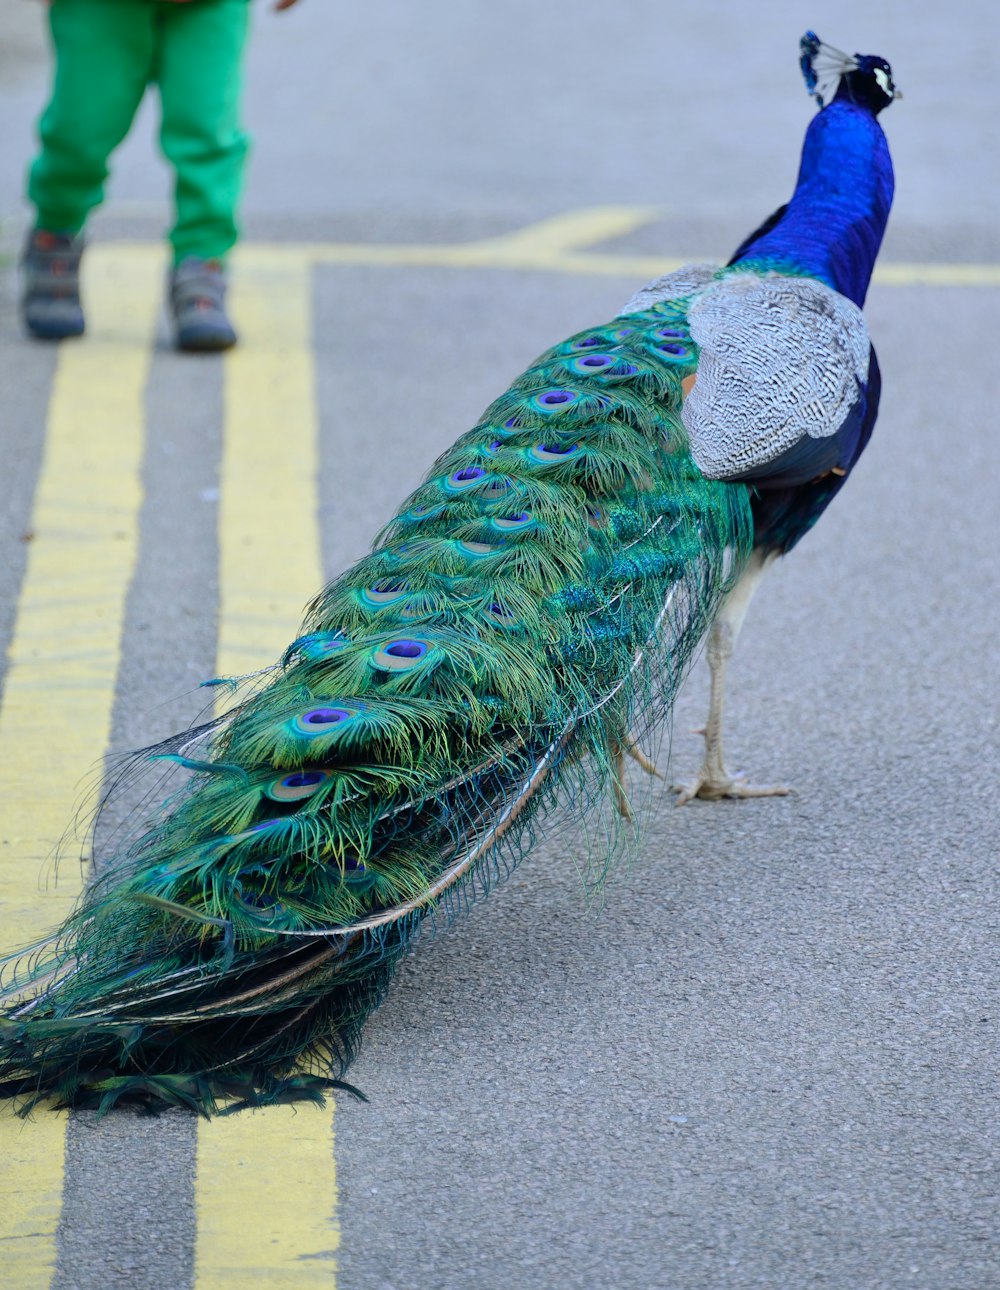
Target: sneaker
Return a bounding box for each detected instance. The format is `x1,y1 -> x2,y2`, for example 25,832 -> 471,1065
20,230 -> 85,340
169,258 -> 237,352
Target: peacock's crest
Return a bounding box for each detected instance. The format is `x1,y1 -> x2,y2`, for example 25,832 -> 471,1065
799,31 -> 858,106
800,31 -> 898,113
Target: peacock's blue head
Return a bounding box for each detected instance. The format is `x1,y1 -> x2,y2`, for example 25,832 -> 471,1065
800,31 -> 899,115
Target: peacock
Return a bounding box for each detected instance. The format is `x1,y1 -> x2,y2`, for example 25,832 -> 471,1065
0,34 -> 897,1116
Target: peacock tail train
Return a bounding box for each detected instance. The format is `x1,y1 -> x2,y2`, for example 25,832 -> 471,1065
0,292 -> 753,1115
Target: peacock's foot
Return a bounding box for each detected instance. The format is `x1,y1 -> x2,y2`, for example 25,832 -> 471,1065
673,769 -> 792,806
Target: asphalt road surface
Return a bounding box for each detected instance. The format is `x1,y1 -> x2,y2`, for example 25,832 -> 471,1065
1,3 -> 998,1289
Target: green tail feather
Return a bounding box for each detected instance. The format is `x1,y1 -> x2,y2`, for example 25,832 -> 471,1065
0,294 -> 752,1116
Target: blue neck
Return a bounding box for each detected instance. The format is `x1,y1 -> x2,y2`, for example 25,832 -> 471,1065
732,98 -> 894,307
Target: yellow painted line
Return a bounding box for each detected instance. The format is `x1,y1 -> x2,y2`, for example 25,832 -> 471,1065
870,262 -> 1000,286
307,243 -> 1000,287
194,248 -> 339,1288
109,198 -> 1000,287
451,203 -> 662,257
213,246 -> 325,671
0,246 -> 161,1289
0,1112 -> 72,1289
194,1105 -> 338,1288
303,240 -> 680,273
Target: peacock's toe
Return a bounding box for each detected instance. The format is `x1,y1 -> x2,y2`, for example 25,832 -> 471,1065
673,769 -> 792,806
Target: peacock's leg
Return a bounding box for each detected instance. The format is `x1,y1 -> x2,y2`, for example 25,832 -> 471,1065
674,547 -> 791,804
621,733 -> 663,780
609,731 -> 665,820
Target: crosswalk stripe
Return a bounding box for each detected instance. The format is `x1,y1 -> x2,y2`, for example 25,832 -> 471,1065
193,247 -> 339,1289
0,246 -> 162,1289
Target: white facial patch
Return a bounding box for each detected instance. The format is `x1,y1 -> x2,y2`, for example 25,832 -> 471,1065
873,67 -> 891,94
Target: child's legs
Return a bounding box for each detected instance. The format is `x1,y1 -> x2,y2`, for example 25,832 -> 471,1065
157,0 -> 251,264
28,0 -> 156,233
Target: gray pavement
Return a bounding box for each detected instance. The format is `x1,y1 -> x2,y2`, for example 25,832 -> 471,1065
2,2 -> 999,1289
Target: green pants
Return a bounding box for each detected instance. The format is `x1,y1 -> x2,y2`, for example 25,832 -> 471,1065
29,0 -> 251,263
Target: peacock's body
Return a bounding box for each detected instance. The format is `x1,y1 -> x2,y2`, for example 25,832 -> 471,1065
0,34 -> 897,1116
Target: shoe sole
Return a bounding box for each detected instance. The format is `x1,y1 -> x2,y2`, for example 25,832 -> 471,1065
175,328 -> 237,353
24,320 -> 85,341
